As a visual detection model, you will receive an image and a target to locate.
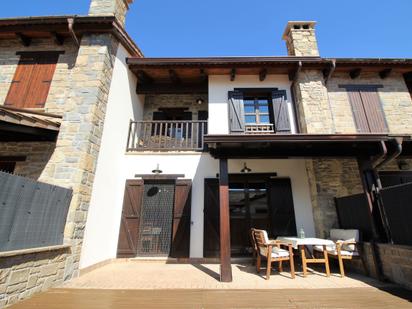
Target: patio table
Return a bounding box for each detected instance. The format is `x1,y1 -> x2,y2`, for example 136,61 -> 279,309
277,237 -> 335,277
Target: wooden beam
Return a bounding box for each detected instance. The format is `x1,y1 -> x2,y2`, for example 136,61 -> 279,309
259,68 -> 267,81
136,70 -> 153,84
169,69 -> 180,84
200,69 -> 207,82
349,68 -> 362,79
15,32 -> 31,46
52,32 -> 65,45
219,158 -> 232,282
136,82 -> 208,94
379,68 -> 392,79
230,68 -> 236,81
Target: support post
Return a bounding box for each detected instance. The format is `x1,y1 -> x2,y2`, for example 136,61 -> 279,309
219,158 -> 232,282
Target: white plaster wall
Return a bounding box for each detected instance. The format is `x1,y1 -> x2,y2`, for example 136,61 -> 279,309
208,75 -> 296,134
81,69 -> 314,268
80,45 -> 144,268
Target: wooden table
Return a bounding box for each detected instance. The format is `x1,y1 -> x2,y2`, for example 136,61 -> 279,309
277,237 -> 335,277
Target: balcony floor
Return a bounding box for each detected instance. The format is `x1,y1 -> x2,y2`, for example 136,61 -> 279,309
10,261 -> 412,308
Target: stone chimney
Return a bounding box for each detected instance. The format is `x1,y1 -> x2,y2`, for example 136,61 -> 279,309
89,0 -> 133,26
282,21 -> 319,56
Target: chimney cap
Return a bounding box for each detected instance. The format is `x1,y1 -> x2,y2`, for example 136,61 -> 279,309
282,21 -> 317,40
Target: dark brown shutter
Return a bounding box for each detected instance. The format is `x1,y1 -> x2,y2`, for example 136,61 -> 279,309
228,91 -> 245,132
117,179 -> 144,258
170,179 -> 192,258
359,89 -> 388,132
271,90 -> 291,133
203,178 -> 220,257
346,86 -> 388,133
4,52 -> 59,109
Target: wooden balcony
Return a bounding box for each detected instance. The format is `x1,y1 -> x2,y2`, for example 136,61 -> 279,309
127,120 -> 208,152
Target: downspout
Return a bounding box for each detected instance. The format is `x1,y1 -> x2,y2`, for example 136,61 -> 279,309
290,61 -> 302,133
67,18 -> 80,47
374,138 -> 403,170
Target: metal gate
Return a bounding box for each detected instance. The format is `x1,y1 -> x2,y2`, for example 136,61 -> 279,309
137,181 -> 175,256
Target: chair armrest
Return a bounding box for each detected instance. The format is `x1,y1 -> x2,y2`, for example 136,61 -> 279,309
335,240 -> 357,245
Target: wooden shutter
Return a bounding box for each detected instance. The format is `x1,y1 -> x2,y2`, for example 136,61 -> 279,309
4,56 -> 36,108
4,52 -> 59,109
117,179 -> 144,258
228,91 -> 245,133
203,178 -> 220,257
170,179 -> 192,258
360,89 -> 388,132
346,86 -> 388,133
271,90 -> 291,133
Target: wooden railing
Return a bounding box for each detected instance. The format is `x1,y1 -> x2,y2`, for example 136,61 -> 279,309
127,120 -> 208,151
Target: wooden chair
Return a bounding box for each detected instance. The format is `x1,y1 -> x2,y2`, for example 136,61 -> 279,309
313,229 -> 361,277
251,228 -> 295,280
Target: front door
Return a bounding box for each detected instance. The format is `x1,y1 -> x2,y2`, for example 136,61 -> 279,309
117,179 -> 191,258
204,175 -> 297,257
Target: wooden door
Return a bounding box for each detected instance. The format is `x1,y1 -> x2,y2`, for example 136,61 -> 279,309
117,179 -> 144,257
267,178 -> 297,238
203,178 -> 220,257
170,179 -> 192,258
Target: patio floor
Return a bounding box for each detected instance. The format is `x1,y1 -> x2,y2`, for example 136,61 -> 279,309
9,261 -> 412,308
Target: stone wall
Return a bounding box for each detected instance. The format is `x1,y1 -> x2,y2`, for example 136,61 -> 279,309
89,0 -> 129,26
294,70 -> 334,134
143,94 -> 208,120
327,72 -> 412,134
0,38 -> 79,114
0,142 -> 55,179
0,246 -> 71,307
305,159 -> 363,238
283,22 -> 319,57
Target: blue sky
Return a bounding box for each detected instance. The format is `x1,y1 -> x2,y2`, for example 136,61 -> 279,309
1,0 -> 411,58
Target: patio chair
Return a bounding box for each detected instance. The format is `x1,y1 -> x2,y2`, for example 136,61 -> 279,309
251,228 -> 295,280
313,229 -> 360,277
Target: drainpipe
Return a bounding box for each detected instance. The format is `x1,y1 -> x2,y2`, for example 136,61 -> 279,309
290,61 -> 302,132
67,18 -> 80,47
324,59 -> 336,85
374,138 -> 403,170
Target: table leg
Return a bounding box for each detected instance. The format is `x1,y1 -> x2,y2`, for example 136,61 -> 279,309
322,245 -> 330,277
300,245 -> 307,277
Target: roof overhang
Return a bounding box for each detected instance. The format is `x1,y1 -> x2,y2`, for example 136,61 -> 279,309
0,16 -> 143,57
204,134 -> 412,159
127,56 -> 412,94
0,106 -> 61,142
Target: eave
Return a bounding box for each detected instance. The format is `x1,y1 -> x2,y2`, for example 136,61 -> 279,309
204,134 -> 412,159
0,16 -> 143,57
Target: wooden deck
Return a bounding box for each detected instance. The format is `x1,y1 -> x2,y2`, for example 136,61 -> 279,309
10,287 -> 412,308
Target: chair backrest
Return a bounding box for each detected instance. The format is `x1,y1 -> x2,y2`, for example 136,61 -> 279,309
250,228 -> 258,252
253,229 -> 269,247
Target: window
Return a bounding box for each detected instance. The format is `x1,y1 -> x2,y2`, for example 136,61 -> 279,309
243,96 -> 271,124
0,161 -> 16,174
341,85 -> 388,133
4,52 -> 61,109
228,89 -> 291,133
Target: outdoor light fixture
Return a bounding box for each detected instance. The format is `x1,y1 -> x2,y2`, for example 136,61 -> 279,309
196,98 -> 204,105
240,162 -> 252,173
398,160 -> 410,171
152,163 -> 163,174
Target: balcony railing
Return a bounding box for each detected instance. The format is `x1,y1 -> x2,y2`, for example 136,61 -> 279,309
245,124 -> 274,134
127,120 -> 208,152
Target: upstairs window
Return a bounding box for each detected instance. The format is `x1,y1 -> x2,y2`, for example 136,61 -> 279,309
228,89 -> 291,134
4,51 -> 61,109
341,85 -> 388,133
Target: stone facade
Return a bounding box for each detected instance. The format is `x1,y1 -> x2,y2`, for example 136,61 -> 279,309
89,0 -> 130,26
0,142 -> 55,179
143,94 -> 208,120
0,247 -> 71,308
282,21 -> 319,57
327,71 -> 412,134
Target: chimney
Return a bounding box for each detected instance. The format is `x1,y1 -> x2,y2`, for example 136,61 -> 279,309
282,21 -> 319,56
89,0 -> 133,26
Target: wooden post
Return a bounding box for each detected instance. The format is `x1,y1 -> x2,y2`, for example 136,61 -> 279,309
219,158 -> 232,282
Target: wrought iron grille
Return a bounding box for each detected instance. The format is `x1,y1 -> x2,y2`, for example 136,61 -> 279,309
137,181 -> 175,256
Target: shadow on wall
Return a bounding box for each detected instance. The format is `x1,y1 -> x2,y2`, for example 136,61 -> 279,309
0,142 -> 56,180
